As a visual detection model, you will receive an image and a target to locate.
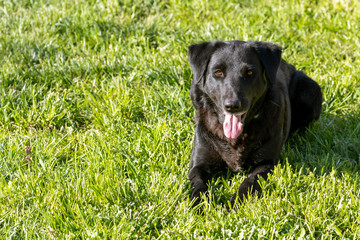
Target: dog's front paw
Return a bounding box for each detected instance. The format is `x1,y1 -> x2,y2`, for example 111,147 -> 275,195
190,186 -> 208,206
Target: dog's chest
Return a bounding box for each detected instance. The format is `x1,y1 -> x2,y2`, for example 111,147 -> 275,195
218,133 -> 260,172
222,151 -> 243,172
218,142 -> 247,172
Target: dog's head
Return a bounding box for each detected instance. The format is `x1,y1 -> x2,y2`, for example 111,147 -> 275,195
188,40 -> 282,139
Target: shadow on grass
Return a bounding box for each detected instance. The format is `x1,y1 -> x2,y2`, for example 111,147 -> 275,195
285,111 -> 360,175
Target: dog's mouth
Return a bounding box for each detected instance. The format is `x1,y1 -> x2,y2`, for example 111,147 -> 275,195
223,112 -> 246,139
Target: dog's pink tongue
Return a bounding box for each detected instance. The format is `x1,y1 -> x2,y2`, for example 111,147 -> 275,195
224,114 -> 243,139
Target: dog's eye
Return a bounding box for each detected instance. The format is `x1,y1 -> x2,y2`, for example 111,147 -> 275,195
214,70 -> 224,77
246,70 -> 254,77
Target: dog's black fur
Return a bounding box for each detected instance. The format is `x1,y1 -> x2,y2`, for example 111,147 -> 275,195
188,40 -> 322,207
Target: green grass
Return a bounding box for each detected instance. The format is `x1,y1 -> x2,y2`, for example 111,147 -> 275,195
0,0 -> 360,238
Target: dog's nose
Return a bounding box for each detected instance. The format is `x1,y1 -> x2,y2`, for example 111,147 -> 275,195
224,99 -> 241,113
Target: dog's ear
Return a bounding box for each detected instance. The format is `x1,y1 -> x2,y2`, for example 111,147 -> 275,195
249,41 -> 282,86
188,41 -> 225,83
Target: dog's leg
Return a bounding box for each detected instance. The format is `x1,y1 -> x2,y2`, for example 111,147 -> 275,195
188,129 -> 224,206
289,71 -> 322,133
188,166 -> 210,206
229,164 -> 274,207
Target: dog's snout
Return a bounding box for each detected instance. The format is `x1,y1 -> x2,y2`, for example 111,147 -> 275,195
224,99 -> 241,113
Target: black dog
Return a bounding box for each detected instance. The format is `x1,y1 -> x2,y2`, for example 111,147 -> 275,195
188,40 -> 322,207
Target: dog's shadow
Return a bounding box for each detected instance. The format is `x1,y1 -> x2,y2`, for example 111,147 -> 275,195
202,111 -> 360,207
284,111 -> 359,175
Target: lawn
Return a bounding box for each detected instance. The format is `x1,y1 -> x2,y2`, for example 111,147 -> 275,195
0,0 -> 359,239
